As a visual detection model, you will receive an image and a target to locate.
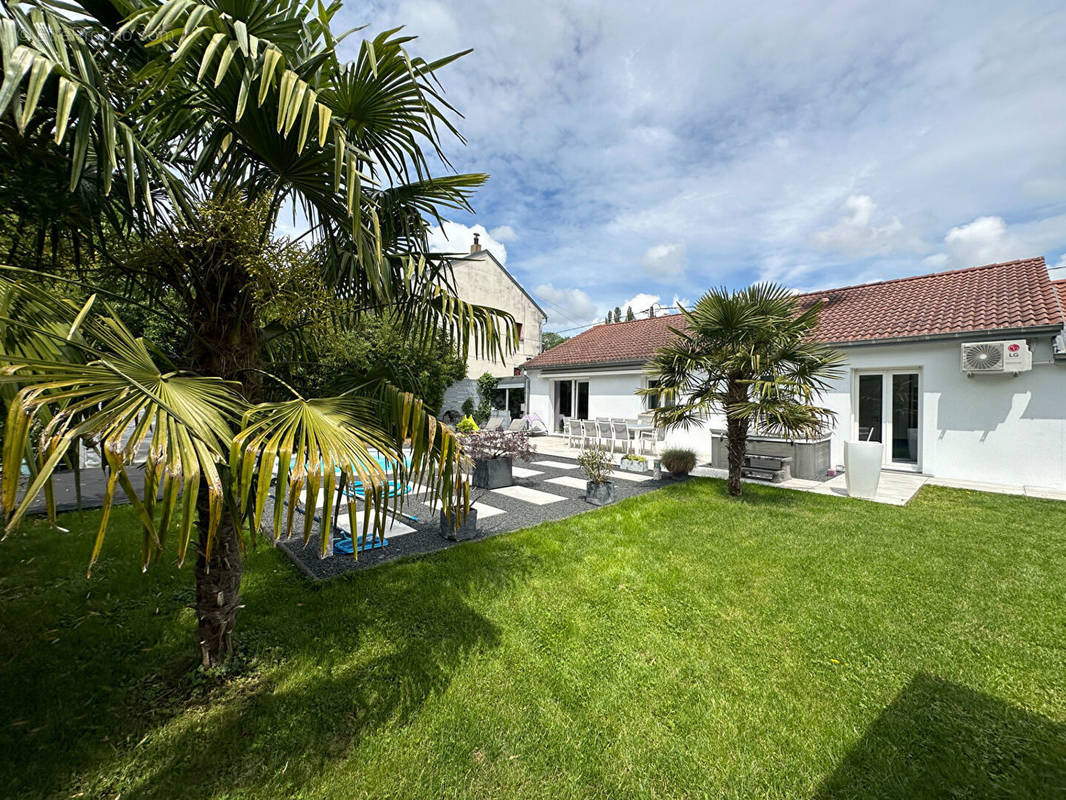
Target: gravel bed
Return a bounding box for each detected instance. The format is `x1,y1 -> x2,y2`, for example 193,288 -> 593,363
271,456 -> 675,580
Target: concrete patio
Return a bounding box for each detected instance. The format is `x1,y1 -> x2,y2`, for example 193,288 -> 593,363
533,434 -> 1066,505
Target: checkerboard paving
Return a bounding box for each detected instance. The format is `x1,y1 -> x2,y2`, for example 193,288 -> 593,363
275,453 -> 671,579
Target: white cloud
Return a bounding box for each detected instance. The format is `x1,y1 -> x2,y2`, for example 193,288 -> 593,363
533,283 -> 597,329
620,293 -> 661,318
489,225 -> 518,242
813,195 -> 916,256
641,242 -> 687,277
940,216 -> 1018,267
353,1 -> 1066,298
427,221 -> 508,264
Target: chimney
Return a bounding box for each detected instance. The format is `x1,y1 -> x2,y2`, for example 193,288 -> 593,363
470,232 -> 482,253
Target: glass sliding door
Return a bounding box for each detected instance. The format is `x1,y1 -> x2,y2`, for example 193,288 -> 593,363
576,381 -> 589,420
891,373 -> 919,464
857,374 -> 883,443
855,371 -> 921,469
554,379 -> 590,431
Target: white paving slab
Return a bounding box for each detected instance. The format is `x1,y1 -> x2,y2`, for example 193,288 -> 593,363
511,466 -> 544,479
609,470 -> 653,483
491,484 -> 567,505
546,475 -> 589,490
532,460 -> 579,470
472,501 -> 506,518
336,513 -> 415,537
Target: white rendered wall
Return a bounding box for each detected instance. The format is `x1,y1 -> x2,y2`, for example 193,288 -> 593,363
529,337 -> 1066,487
526,369 -> 722,459
821,337 -> 1066,489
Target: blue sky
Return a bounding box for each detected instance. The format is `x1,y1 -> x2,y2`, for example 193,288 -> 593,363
339,1 -> 1066,333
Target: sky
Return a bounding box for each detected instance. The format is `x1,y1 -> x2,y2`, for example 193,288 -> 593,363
337,1 -> 1066,333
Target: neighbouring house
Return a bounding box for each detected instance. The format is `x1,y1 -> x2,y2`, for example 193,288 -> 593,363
522,257 -> 1066,490
441,234 -> 547,419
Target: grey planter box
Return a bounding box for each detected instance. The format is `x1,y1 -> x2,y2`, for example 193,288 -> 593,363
472,456 -> 513,489
586,480 -> 617,506
441,507 -> 478,541
619,458 -> 647,473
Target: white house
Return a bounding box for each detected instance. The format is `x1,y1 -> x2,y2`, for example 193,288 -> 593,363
441,234 -> 547,418
522,257 -> 1066,490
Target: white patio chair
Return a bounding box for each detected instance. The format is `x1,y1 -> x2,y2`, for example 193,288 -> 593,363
581,419 -> 598,447
638,425 -> 666,455
596,419 -> 612,448
611,419 -> 630,454
565,418 -> 580,447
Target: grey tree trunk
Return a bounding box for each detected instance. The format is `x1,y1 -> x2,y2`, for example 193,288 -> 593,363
194,480 -> 243,668
725,379 -> 750,497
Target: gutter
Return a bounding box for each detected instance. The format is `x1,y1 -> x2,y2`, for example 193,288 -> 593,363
825,324 -> 1065,348
523,359 -> 648,375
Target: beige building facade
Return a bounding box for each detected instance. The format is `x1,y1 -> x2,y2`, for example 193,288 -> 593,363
441,234 -> 547,418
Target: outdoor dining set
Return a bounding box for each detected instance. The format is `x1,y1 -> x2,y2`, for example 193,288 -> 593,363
562,417 -> 665,455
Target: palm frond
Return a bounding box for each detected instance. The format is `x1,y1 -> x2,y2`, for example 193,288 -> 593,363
0,294 -> 243,570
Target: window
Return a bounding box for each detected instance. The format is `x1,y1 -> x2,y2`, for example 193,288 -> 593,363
646,379 -> 663,410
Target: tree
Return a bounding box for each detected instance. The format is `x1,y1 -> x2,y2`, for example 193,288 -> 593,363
541,331 -> 568,350
625,306 -> 635,321
0,0 -> 514,666
604,314 -> 611,325
613,306 -> 622,324
641,284 -> 843,497
273,314 -> 467,414
474,372 -> 498,425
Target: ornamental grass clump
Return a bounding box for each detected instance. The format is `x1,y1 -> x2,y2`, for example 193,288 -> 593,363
661,447 -> 697,475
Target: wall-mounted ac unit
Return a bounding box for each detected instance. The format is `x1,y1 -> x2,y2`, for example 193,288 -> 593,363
960,340 -> 1032,375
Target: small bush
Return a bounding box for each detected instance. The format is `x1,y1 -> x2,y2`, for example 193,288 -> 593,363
661,447 -> 696,474
461,397 -> 476,417
621,454 -> 646,464
578,445 -> 613,485
456,415 -> 479,433
459,428 -> 536,462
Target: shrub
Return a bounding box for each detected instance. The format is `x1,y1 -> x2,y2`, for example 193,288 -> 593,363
456,415 -> 479,433
459,428 -> 536,462
621,454 -> 647,463
474,372 -> 498,426
577,445 -> 613,485
661,447 -> 696,475
461,397 -> 476,417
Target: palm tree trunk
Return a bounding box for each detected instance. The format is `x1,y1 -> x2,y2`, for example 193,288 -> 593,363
725,416 -> 749,496
194,482 -> 243,668
725,379 -> 750,497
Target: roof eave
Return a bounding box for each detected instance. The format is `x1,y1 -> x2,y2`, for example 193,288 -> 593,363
523,358 -> 648,373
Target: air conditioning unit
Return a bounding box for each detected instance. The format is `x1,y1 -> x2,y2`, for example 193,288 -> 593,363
960,340 -> 1032,375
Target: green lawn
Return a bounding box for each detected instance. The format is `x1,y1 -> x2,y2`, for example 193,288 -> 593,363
2,480 -> 1064,799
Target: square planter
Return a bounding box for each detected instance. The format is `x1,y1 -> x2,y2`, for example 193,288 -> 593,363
472,456 -> 513,489
586,480 -> 617,506
844,441 -> 883,500
618,458 -> 647,473
440,507 -> 478,541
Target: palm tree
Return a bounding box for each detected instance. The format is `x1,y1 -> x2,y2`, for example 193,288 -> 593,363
0,0 -> 515,666
641,284 -> 844,497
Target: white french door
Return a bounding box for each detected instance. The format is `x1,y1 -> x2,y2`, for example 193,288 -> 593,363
854,370 -> 921,470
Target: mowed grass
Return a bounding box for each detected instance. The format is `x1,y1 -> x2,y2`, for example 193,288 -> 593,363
1,479 -> 1064,799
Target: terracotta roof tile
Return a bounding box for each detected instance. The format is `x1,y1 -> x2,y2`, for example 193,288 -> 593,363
522,314 -> 685,370
523,258 -> 1062,370
1053,278 -> 1066,320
